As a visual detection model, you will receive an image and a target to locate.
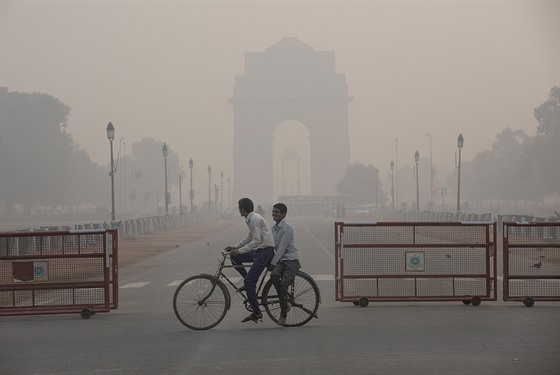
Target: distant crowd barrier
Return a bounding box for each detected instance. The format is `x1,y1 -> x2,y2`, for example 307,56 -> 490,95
392,210 -> 492,222
387,210 -> 557,232
40,212 -> 216,240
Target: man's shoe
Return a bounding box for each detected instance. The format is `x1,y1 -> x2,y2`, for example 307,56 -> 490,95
277,316 -> 287,326
241,312 -> 262,323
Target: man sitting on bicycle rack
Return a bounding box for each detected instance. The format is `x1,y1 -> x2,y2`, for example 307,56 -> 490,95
270,203 -> 301,326
224,198 -> 275,323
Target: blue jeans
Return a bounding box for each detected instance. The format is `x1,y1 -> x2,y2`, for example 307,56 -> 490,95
230,247 -> 274,314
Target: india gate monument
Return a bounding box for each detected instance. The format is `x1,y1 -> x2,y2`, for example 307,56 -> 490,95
230,37 -> 351,205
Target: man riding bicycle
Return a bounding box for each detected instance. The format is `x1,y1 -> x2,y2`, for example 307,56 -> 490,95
225,198 -> 275,323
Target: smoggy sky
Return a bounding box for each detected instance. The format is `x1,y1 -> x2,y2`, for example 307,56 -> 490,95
1,1 -> 558,202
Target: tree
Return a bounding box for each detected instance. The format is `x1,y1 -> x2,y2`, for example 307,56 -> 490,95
531,86 -> 560,195
0,88 -> 74,213
0,87 -> 114,221
448,87 -> 559,209
459,128 -> 547,206
336,162 -> 385,205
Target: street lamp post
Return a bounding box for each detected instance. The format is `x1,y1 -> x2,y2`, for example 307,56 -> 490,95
220,171 -> 224,212
415,151 -> 420,211
118,138 -> 124,213
395,138 -> 399,209
390,161 -> 395,211
214,184 -> 219,211
179,174 -> 182,215
162,143 -> 169,215
189,158 -> 194,212
426,133 -> 433,208
106,122 -> 116,222
207,165 -> 212,212
374,169 -> 378,207
227,177 -> 231,208
456,134 -> 464,212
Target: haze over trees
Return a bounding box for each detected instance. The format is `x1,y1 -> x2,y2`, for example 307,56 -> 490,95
531,86 -> 560,196
336,163 -> 385,205
0,87 -> 106,219
455,86 -> 559,211
0,87 -> 184,221
0,85 -> 558,220
338,86 -> 559,211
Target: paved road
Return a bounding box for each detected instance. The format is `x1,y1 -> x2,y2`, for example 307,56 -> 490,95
1,216 -> 559,374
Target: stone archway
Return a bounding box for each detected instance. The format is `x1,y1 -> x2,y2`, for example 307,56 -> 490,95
229,37 -> 351,205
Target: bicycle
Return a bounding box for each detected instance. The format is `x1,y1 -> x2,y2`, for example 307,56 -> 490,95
173,249 -> 321,330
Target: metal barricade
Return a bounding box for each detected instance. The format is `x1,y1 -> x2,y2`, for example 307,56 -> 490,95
0,229 -> 118,318
503,221 -> 560,307
335,221 -> 497,306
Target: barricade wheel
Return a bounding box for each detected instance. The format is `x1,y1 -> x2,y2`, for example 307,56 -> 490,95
80,309 -> 93,319
358,298 -> 369,307
523,298 -> 534,308
353,301 -> 360,306
471,297 -> 481,306
462,300 -> 471,305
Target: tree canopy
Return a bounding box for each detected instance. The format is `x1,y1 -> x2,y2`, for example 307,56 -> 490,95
0,87 -> 187,220
336,162 -> 385,205
0,87 -> 107,214
531,86 -> 560,195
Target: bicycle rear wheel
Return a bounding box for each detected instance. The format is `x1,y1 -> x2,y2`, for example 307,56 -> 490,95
262,271 -> 320,327
173,274 -> 229,330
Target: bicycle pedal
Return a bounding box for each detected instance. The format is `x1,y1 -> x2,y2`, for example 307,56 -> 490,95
242,313 -> 263,323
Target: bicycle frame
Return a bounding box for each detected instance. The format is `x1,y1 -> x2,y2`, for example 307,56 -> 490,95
201,250 -> 270,308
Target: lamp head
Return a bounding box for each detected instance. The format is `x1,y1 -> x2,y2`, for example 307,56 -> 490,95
208,165 -> 211,174
457,134 -> 464,149
106,122 -> 115,141
390,161 -> 394,170
162,143 -> 168,157
189,158 -> 193,169
415,151 -> 420,162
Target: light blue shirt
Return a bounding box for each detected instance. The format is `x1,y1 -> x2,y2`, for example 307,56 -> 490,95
271,218 -> 299,265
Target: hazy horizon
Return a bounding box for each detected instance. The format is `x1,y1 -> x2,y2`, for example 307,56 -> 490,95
1,1 -> 558,207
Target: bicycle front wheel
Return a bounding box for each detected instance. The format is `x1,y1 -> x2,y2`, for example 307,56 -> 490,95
262,271 -> 320,327
173,274 -> 229,330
